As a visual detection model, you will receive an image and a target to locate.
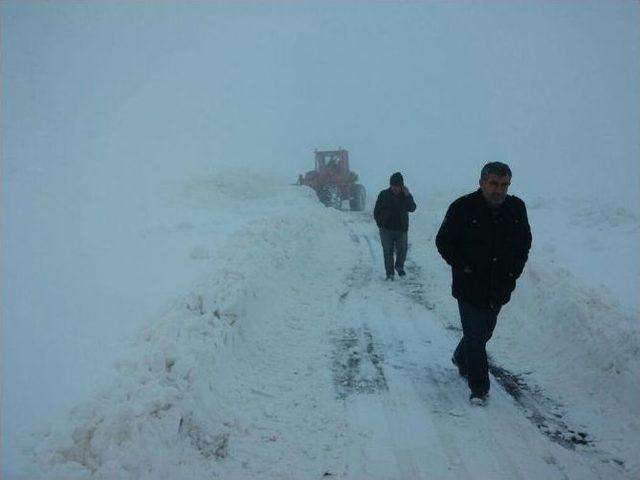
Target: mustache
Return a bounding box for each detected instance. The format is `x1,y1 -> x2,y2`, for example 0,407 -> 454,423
489,193 -> 506,203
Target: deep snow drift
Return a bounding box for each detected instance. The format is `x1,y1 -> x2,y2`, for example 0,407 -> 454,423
22,174 -> 361,479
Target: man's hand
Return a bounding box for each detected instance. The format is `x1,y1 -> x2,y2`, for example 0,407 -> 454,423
402,186 -> 410,196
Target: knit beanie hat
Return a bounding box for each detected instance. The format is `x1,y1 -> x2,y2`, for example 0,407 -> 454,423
390,172 -> 404,186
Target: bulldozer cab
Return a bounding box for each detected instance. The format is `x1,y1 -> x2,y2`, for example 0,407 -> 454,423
315,150 -> 349,176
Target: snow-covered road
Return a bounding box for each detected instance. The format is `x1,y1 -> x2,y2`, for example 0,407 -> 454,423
24,180 -> 638,479
326,217 -> 625,480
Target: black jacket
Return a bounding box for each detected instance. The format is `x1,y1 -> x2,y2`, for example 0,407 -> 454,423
374,188 -> 417,232
436,189 -> 532,308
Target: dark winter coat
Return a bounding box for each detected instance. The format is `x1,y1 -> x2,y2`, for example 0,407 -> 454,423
436,189 -> 532,308
374,188 -> 417,232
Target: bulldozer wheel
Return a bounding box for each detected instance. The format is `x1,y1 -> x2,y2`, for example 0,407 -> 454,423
318,185 -> 341,209
350,184 -> 366,211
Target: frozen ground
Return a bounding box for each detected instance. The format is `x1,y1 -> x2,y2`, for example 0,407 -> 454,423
5,172 -> 637,479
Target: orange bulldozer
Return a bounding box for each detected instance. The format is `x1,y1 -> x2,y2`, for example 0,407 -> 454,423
297,149 -> 366,211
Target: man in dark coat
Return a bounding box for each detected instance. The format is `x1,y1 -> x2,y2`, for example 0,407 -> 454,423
435,162 -> 532,405
374,172 -> 417,280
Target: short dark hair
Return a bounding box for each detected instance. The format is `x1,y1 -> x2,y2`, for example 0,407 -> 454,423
480,162 -> 512,180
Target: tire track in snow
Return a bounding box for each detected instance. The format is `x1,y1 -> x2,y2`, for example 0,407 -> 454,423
334,221 -> 428,479
333,214 -> 625,479
342,227 -> 527,478
401,260 -> 628,475
336,226 -> 489,479
352,230 -> 472,478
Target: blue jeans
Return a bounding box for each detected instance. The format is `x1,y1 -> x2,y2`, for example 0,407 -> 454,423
453,300 -> 501,396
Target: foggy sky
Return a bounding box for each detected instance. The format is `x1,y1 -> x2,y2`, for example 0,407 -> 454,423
2,0 -> 639,202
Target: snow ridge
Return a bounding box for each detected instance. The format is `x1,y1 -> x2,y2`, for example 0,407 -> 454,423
29,183 -> 358,479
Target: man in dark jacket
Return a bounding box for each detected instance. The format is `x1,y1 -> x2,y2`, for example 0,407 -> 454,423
436,162 -> 532,405
374,172 -> 417,280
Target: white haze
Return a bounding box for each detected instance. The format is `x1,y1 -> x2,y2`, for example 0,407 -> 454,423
3,1 -> 638,197
2,1 -> 638,477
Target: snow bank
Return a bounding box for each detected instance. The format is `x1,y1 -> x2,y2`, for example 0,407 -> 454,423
28,173 -> 358,479
495,197 -> 640,472
527,196 -> 639,313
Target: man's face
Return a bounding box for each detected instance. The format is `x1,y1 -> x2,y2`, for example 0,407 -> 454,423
480,173 -> 511,207
390,184 -> 403,195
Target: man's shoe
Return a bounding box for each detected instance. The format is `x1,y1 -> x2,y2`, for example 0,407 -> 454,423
451,356 -> 467,377
469,392 -> 488,406
386,274 -> 394,281
396,268 -> 406,277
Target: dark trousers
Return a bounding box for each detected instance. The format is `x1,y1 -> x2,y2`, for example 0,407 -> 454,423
453,300 -> 501,396
379,228 -> 408,276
